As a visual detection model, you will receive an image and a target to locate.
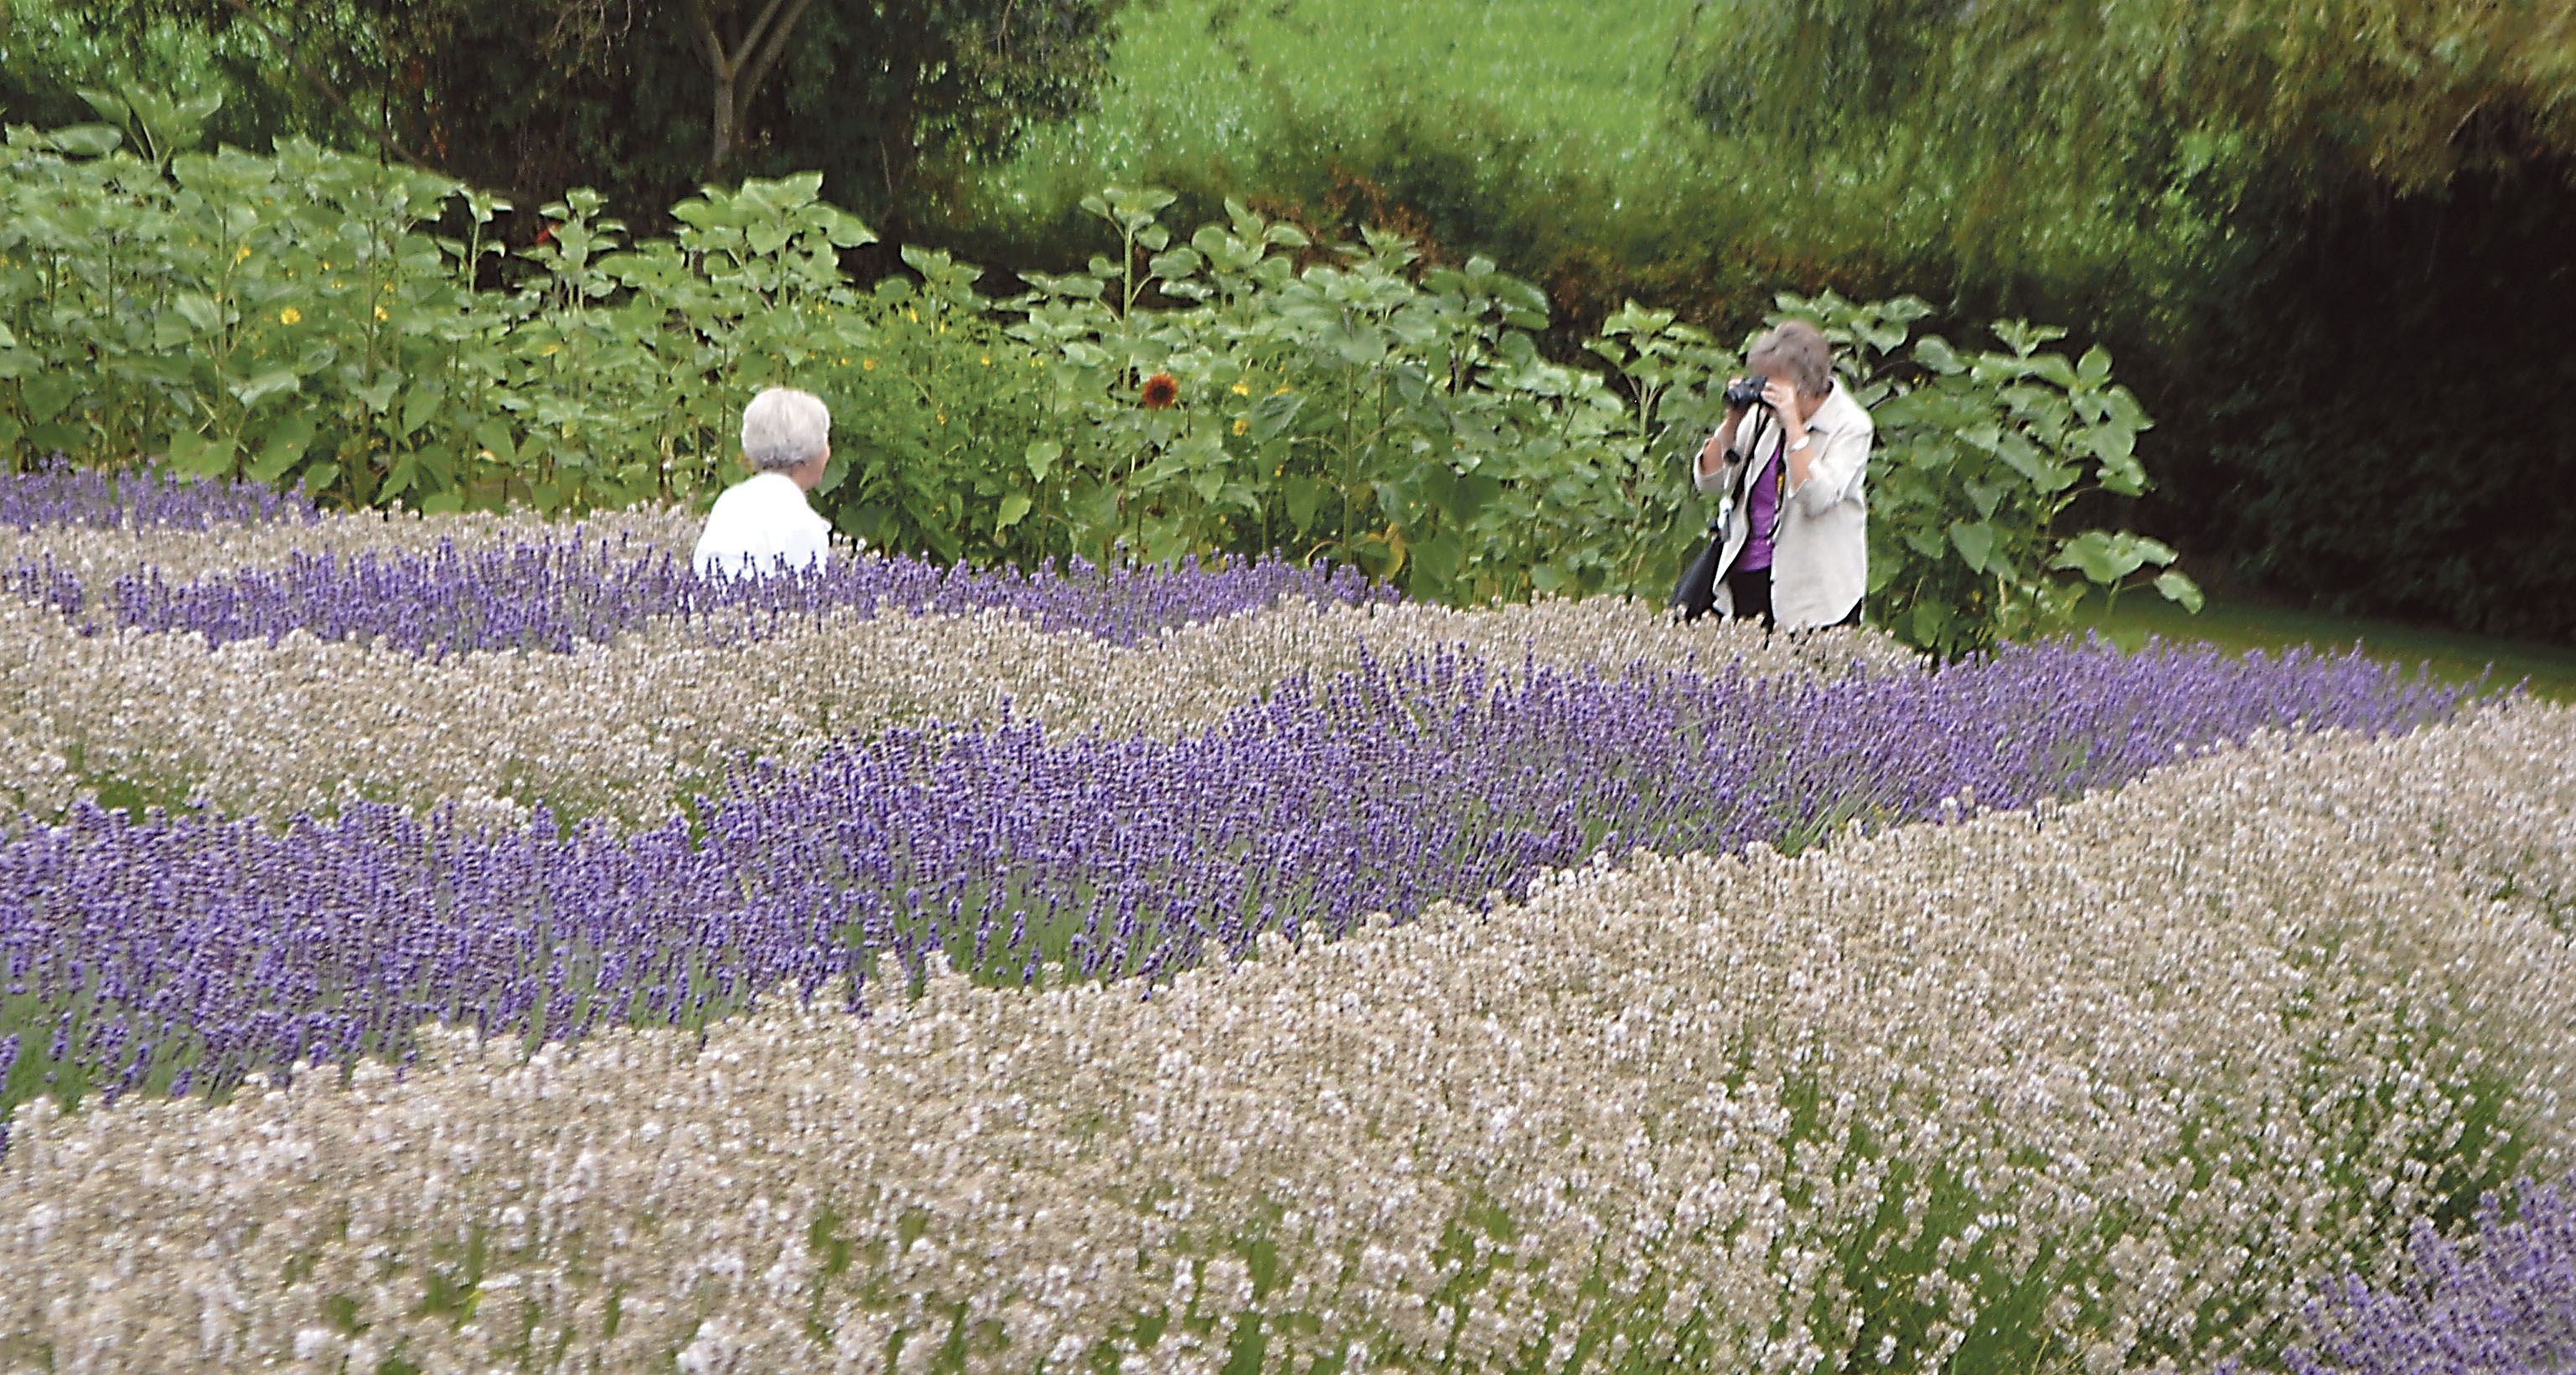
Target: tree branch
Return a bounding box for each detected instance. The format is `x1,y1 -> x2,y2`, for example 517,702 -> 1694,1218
684,0 -> 736,77
731,0 -> 799,71
735,0 -> 820,121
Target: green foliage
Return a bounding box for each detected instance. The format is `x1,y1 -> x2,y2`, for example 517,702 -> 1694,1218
956,0 -> 2179,345
59,0 -> 1127,230
948,0 -> 2576,647
954,0 -> 1809,327
0,122 -> 893,512
980,191 -> 1707,601
999,0 -> 1694,191
1668,0 -> 2576,645
1777,292 -> 2197,658
1682,0 -> 2576,207
2144,156 -> 2576,644
1,0 -> 334,150
0,116 -> 2193,652
1669,0 -> 2576,339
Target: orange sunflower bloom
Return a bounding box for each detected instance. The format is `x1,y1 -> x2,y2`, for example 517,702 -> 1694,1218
1140,372 -> 1180,409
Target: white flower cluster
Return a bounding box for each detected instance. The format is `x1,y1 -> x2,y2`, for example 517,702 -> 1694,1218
4,699 -> 2569,1372
0,504 -> 701,592
0,556 -> 1902,828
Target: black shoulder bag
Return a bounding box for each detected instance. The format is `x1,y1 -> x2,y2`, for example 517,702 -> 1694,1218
1670,517 -> 1726,622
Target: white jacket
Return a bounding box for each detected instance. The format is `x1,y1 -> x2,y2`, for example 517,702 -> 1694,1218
1690,379 -> 1872,630
692,472 -> 832,579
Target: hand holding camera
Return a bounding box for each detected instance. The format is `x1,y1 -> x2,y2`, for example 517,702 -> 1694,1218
1702,374 -> 1771,475
1725,374 -> 1808,428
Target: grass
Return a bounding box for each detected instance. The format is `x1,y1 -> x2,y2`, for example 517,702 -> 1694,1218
2080,592 -> 2576,703
970,0 -> 2200,298
983,0 -> 1704,211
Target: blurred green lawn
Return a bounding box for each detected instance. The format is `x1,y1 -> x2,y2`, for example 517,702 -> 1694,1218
990,0 -> 1700,205
2077,594 -> 2576,703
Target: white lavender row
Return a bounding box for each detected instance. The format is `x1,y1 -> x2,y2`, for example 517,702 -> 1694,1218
0,478 -> 700,592
1,589 -> 1911,829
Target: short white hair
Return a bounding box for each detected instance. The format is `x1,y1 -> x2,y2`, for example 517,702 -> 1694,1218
742,388 -> 831,472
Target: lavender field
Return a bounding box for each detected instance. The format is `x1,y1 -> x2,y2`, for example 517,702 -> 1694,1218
3,466 -> 2573,1373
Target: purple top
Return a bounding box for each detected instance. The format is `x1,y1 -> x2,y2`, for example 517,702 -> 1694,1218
1741,432 -> 1784,572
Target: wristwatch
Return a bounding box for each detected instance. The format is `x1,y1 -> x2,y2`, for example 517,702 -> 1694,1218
1787,435 -> 1813,452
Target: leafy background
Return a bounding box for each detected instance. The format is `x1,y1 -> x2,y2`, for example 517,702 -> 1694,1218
8,0 -> 2572,644
0,132 -> 2191,653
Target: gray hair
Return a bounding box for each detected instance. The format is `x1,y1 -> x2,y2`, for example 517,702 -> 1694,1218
741,388 -> 832,472
1746,320 -> 1834,400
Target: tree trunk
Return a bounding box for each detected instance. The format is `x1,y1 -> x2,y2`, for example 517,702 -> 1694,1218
711,69 -> 737,169
685,0 -> 820,178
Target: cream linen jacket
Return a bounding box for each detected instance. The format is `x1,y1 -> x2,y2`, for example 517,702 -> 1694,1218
1689,378 -> 1872,629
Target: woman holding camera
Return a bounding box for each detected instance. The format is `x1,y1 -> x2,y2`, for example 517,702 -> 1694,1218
1691,319 -> 1873,630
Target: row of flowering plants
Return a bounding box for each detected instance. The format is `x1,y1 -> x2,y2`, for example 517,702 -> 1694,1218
2,104 -> 2196,654
3,465 -> 2568,1369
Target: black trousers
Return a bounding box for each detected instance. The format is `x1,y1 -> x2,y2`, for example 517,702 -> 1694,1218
1726,565 -> 1775,629
1726,566 -> 1860,631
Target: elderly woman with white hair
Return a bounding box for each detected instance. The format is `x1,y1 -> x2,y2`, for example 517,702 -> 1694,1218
1690,319 -> 1873,630
692,387 -> 837,578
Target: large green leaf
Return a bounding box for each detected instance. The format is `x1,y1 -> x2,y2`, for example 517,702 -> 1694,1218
1947,520 -> 1996,573
230,365 -> 303,409
2075,345 -> 2113,387
1284,476 -> 1327,532
171,293 -> 222,336
19,374 -> 81,423
2154,570 -> 2206,613
2050,530 -> 2170,584
1407,529 -> 1464,597
163,428 -> 235,478
48,125 -> 124,158
399,381 -> 446,440
1451,472 -> 1504,528
247,412 -> 318,483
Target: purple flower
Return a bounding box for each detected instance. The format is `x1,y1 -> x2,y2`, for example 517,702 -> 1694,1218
31,540 -> 1387,653
2264,1177 -> 2576,1375
0,457 -> 318,531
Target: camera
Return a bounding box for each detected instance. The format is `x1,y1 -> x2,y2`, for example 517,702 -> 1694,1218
1723,375 -> 1771,409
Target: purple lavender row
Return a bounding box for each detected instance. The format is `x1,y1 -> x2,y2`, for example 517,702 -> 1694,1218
0,458 -> 318,531
0,638 -> 2467,1122
28,538 -> 1391,652
2218,1177 -> 2576,1375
